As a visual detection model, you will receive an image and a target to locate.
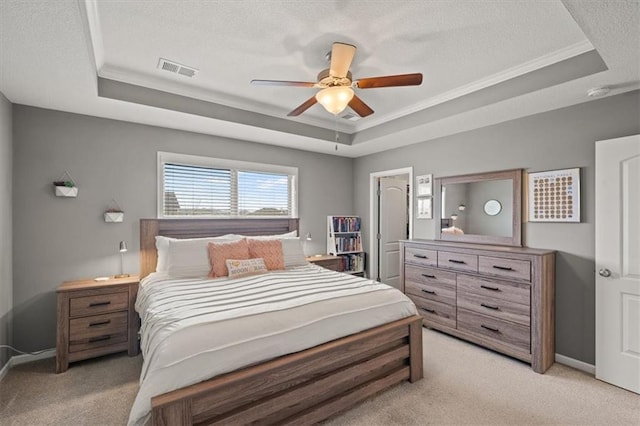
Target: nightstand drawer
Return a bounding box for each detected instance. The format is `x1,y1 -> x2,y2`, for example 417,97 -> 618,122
69,311 -> 128,342
69,332 -> 128,353
69,291 -> 128,318
314,259 -> 341,271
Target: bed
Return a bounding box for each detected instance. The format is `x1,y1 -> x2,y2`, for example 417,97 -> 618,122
134,218 -> 423,426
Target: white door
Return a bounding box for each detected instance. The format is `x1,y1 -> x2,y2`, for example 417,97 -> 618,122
379,177 -> 408,290
595,134 -> 640,394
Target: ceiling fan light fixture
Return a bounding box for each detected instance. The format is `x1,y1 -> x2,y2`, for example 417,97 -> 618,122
315,86 -> 354,115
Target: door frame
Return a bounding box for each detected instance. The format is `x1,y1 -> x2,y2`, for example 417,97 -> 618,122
369,167 -> 413,281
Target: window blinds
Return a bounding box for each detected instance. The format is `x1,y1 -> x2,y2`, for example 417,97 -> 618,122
162,163 -> 292,217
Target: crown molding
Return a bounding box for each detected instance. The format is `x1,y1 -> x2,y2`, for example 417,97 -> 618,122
353,40 -> 595,132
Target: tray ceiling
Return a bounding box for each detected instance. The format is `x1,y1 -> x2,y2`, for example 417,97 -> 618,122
1,0 -> 638,157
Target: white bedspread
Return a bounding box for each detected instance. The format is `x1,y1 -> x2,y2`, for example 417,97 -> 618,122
128,264 -> 417,425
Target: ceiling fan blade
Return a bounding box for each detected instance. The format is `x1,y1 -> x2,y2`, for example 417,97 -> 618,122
287,96 -> 318,116
348,95 -> 374,117
251,79 -> 317,87
355,73 -> 423,89
329,42 -> 356,78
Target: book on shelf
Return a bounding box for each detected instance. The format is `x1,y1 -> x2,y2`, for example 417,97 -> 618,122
331,216 -> 360,233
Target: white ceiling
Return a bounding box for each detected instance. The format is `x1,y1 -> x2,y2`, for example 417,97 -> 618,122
1,1 -> 638,158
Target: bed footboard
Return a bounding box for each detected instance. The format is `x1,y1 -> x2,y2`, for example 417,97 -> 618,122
151,315 -> 423,425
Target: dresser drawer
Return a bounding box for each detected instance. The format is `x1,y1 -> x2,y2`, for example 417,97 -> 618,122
69,311 -> 128,342
405,265 -> 455,305
438,251 -> 478,273
458,309 -> 530,353
409,295 -> 456,329
457,291 -> 530,326
457,274 -> 530,307
405,247 -> 438,267
478,256 -> 531,281
69,291 -> 129,318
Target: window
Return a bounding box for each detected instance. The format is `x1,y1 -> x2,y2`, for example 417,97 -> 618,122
158,152 -> 298,218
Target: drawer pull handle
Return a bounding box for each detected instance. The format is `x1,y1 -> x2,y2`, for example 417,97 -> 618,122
481,303 -> 500,311
420,307 -> 436,314
89,301 -> 111,307
480,285 -> 501,292
421,273 -> 436,279
413,254 -> 428,259
89,320 -> 111,327
88,335 -> 111,343
448,259 -> 466,264
493,265 -> 514,271
481,324 -> 500,333
421,289 -> 436,295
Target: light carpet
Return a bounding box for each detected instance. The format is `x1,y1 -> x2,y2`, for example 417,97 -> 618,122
1,328 -> 638,425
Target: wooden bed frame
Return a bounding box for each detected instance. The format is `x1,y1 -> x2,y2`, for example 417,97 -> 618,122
139,218 -> 423,426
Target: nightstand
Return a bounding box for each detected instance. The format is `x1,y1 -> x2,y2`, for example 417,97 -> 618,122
56,275 -> 140,373
306,254 -> 342,272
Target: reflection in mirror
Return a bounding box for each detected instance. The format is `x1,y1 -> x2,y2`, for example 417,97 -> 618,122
435,169 -> 522,246
441,179 -> 512,237
484,199 -> 502,216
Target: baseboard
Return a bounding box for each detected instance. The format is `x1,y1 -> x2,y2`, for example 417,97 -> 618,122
555,353 -> 595,375
0,348 -> 56,382
0,358 -> 11,382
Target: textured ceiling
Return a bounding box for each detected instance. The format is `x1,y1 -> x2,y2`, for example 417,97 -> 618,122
0,0 -> 638,157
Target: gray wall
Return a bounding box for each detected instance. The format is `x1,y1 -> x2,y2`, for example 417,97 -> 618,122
0,92 -> 12,368
12,106 -> 354,352
354,90 -> 640,364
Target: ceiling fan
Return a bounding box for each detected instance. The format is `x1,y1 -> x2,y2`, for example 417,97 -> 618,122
251,42 -> 423,118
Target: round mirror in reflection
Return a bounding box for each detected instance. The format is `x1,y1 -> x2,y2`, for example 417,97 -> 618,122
484,199 -> 502,216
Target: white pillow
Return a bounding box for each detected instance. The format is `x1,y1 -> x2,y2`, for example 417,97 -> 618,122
228,232 -> 305,267
233,230 -> 298,240
159,234 -> 242,277
155,235 -> 173,272
280,238 -> 308,268
226,258 -> 268,279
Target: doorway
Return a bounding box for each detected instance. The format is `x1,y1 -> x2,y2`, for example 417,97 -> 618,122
369,167 -> 413,290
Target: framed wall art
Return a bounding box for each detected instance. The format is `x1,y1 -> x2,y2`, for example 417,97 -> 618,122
527,168 -> 580,222
417,197 -> 433,219
416,174 -> 433,197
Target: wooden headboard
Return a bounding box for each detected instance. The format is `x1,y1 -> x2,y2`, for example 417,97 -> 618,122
140,218 -> 299,279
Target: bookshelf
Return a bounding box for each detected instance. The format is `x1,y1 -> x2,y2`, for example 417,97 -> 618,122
327,215 -> 365,276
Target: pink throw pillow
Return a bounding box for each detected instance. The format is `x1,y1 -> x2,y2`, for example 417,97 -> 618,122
208,239 -> 250,278
248,239 -> 285,271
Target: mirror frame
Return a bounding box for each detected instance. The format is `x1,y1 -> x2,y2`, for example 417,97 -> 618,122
434,169 -> 522,247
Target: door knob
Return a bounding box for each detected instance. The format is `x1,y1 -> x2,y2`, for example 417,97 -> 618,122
599,268 -> 612,277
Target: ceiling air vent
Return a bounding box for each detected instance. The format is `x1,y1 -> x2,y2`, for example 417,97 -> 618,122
341,113 -> 360,121
157,58 -> 198,78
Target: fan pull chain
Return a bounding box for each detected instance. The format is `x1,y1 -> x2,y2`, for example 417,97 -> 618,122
334,115 -> 339,151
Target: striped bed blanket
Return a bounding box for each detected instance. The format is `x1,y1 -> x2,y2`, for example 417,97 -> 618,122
129,264 -> 417,425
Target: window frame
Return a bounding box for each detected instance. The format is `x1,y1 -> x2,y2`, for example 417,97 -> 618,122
157,151 -> 298,219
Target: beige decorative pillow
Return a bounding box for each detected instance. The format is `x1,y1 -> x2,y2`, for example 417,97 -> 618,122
248,239 -> 285,271
226,258 -> 268,279
208,239 -> 250,278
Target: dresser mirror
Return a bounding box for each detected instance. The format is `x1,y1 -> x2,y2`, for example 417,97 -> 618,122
434,169 -> 522,246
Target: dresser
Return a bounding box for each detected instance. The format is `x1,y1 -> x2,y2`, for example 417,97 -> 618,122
400,240 -> 555,373
56,276 -> 140,373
